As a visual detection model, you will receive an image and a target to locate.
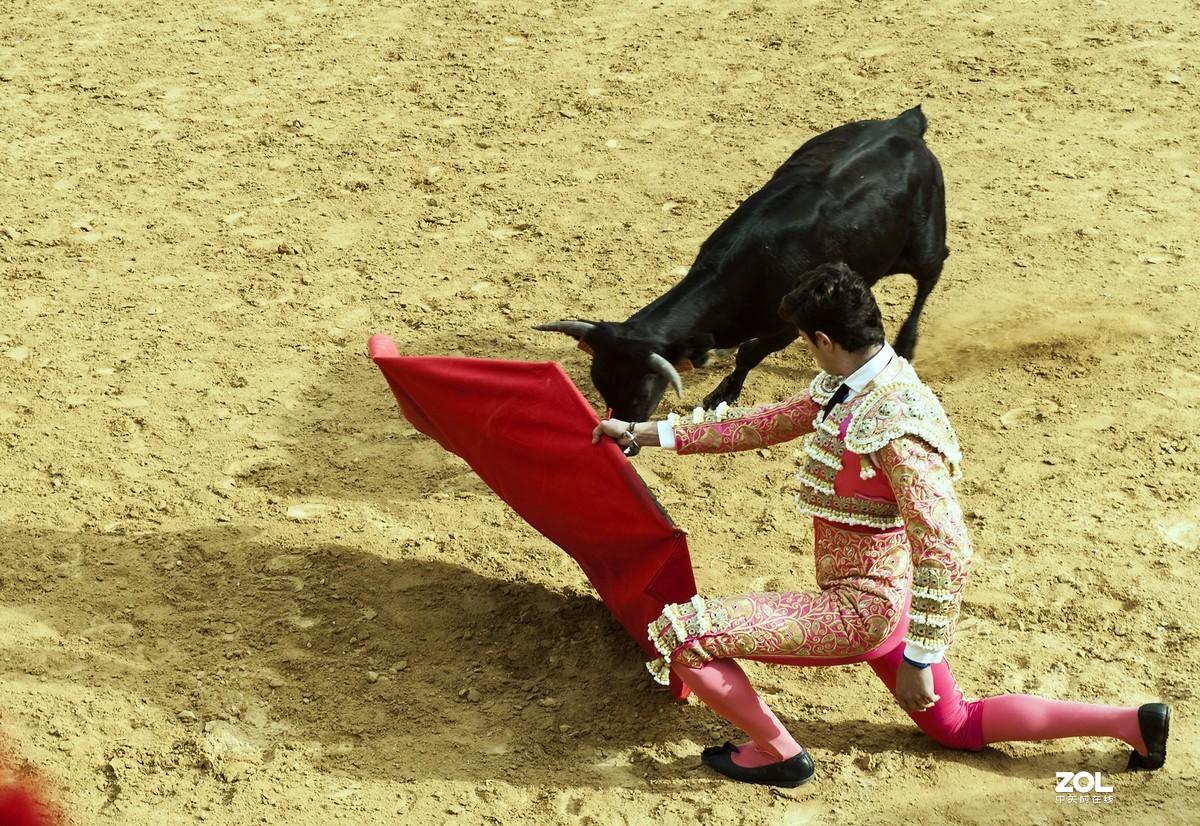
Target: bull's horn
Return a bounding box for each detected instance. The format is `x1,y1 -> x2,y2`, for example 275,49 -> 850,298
648,354 -> 684,399
533,320 -> 596,339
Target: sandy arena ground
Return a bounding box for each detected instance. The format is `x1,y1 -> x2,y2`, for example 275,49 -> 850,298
1,0 -> 1197,823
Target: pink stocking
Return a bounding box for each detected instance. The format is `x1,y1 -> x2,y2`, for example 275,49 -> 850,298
868,645 -> 985,750
981,695 -> 1146,753
671,660 -> 803,768
868,643 -> 1144,753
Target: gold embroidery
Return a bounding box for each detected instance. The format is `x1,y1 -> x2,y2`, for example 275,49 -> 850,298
793,487 -> 902,529
913,565 -> 952,593
672,393 -> 818,454
880,435 -> 974,655
645,548 -> 911,680
846,370 -> 963,480
809,372 -> 844,407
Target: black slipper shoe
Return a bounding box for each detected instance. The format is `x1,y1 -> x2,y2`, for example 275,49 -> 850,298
1127,703 -> 1170,771
701,743 -> 815,788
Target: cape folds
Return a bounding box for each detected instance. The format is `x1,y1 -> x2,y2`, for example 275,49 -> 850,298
368,335 -> 696,699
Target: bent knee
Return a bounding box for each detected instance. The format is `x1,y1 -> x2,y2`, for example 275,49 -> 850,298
914,699 -> 984,752
921,723 -> 978,751
648,596 -> 732,666
856,613 -> 905,659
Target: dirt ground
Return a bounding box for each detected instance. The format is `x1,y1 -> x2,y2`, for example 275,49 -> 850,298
1,0 -> 1197,823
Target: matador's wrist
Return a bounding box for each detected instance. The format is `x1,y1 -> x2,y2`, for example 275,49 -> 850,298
622,421 -> 639,446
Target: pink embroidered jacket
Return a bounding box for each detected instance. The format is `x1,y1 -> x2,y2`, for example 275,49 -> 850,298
667,357 -> 973,658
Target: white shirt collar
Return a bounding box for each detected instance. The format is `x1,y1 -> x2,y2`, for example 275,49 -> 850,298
843,342 -> 895,393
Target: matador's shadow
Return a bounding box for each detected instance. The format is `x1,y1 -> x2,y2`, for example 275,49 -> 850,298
2,523 -> 691,789
8,522 -> 1141,793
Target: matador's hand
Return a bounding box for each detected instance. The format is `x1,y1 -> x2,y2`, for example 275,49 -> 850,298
592,418 -> 632,446
895,661 -> 940,714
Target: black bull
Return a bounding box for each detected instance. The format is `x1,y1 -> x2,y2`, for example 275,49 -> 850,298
537,105 -> 949,424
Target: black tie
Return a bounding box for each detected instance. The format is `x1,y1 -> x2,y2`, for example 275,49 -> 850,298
822,383 -> 851,419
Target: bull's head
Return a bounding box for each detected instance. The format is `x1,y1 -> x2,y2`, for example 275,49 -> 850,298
535,319 -> 713,423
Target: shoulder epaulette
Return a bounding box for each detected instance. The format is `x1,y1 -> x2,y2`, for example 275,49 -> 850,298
845,380 -> 962,479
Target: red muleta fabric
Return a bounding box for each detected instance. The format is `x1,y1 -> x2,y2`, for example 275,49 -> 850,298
368,335 -> 695,698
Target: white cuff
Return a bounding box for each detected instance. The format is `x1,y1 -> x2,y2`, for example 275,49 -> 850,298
902,641 -> 944,665
657,420 -> 677,450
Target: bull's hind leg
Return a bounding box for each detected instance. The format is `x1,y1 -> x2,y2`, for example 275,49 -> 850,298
893,171 -> 950,360
893,266 -> 940,361
891,206 -> 949,360
702,328 -> 798,409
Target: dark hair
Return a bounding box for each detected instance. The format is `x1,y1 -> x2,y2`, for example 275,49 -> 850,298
778,262 -> 885,352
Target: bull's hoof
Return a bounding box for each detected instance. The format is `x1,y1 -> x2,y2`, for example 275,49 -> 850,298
893,334 -> 918,362
702,383 -> 743,411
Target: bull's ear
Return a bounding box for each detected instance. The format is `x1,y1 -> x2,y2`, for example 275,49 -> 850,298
674,358 -> 694,372
576,340 -> 595,356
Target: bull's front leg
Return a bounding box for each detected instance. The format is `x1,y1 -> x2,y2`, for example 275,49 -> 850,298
701,372 -> 748,410
701,329 -> 798,409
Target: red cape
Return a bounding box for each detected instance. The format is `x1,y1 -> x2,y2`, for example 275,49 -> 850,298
368,335 -> 695,698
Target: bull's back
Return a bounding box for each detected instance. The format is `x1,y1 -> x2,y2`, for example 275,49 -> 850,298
639,107 -> 943,341
771,105 -> 932,186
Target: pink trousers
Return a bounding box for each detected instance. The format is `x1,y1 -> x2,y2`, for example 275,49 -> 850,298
668,612 -> 1144,761
652,521 -> 1143,759
747,606 -> 985,750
